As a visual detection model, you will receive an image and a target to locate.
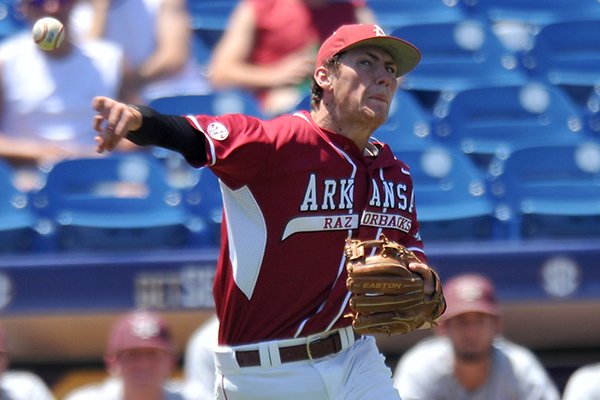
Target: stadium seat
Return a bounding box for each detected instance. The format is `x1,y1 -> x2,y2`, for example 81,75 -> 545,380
391,20 -> 527,108
0,160 -> 38,253
368,0 -> 466,31
187,0 -> 236,52
372,90 -> 435,151
395,146 -> 496,241
586,88 -> 600,135
31,154 -> 191,252
0,0 -> 25,43
488,141 -> 600,239
149,91 -> 264,118
462,0 -> 600,26
521,19 -> 600,106
183,167 -> 223,248
433,81 -> 586,170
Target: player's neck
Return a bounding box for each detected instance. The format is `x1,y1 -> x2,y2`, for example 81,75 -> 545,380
311,108 -> 376,151
123,387 -> 164,400
454,357 -> 492,391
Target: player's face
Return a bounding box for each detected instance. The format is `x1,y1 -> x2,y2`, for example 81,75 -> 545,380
333,46 -> 398,128
443,312 -> 500,362
114,348 -> 175,389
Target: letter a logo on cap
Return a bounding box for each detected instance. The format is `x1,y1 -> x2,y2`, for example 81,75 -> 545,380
373,25 -> 386,37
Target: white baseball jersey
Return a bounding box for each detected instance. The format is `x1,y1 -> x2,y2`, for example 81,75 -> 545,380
0,370 -> 55,400
184,314 -> 219,399
63,377 -> 185,400
562,363 -> 600,400
393,336 -> 560,400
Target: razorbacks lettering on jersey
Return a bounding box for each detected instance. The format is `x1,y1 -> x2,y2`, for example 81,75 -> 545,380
185,110 -> 426,346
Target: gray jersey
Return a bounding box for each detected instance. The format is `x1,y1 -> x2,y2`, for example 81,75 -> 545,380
562,363 -> 600,400
392,336 -> 560,400
64,377 -> 186,400
0,371 -> 55,400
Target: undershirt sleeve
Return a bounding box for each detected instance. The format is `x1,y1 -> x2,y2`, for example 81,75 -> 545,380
126,104 -> 208,164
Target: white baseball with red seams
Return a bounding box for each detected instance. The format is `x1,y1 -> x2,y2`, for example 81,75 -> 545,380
32,17 -> 65,51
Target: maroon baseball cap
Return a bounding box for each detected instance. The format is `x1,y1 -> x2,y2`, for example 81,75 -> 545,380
316,24 -> 421,77
107,310 -> 175,355
441,274 -> 500,321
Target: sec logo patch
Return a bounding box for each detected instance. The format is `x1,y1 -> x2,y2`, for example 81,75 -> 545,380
207,122 -> 229,141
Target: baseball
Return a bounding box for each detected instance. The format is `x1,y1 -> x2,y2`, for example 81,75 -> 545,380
32,17 -> 65,51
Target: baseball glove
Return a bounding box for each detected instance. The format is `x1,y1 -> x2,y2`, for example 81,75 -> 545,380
344,235 -> 446,336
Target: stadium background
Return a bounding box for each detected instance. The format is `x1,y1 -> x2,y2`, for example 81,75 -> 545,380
0,0 -> 599,397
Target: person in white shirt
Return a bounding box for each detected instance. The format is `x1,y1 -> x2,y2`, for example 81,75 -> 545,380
0,0 -> 130,190
562,362 -> 600,400
64,310 -> 186,400
183,314 -> 218,400
393,273 -> 561,400
0,324 -> 55,400
75,0 -> 211,104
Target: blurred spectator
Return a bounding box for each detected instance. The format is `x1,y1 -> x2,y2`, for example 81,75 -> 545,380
0,324 -> 55,399
208,0 -> 375,116
562,362 -> 600,400
393,273 -> 560,400
183,314 -> 218,400
64,309 -> 187,400
74,0 -> 211,104
0,0 -> 131,191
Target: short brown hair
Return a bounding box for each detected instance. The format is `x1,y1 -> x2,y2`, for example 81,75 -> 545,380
310,54 -> 342,110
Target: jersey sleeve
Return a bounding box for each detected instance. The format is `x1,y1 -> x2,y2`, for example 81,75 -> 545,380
185,114 -> 275,187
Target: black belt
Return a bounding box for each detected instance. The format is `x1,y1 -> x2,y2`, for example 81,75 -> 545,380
235,330 -> 361,367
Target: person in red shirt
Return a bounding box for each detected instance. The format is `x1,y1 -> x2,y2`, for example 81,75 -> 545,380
208,0 -> 375,116
91,23 -> 445,399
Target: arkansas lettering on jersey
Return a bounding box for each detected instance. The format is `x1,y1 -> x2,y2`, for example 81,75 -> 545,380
186,111 -> 425,346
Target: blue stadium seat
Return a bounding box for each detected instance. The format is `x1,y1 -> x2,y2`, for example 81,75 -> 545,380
396,146 -> 496,241
0,160 -> 38,253
586,88 -> 600,135
0,0 -> 25,43
391,20 -> 527,108
31,154 -> 191,252
488,141 -> 600,239
433,81 -> 586,170
187,0 -> 236,60
149,91 -> 264,118
372,90 -> 435,151
521,19 -> 600,106
183,167 -> 223,248
462,0 -> 600,26
369,0 -> 466,31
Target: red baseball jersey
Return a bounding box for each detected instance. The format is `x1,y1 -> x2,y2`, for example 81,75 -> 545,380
185,111 -> 426,346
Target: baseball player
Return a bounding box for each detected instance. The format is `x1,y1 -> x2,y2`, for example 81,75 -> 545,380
0,325 -> 55,400
64,310 -> 196,400
393,273 -> 560,400
91,24 -> 444,399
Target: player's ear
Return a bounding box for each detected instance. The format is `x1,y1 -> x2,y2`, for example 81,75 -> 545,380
314,66 -> 334,91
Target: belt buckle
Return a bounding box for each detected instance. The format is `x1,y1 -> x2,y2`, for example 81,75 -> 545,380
305,332 -> 330,361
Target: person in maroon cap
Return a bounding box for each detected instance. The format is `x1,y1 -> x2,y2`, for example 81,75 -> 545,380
393,273 -> 560,400
0,324 -> 55,400
89,23 -> 444,399
64,310 -> 205,400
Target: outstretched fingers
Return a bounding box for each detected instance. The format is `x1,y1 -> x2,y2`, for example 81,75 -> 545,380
91,96 -> 136,153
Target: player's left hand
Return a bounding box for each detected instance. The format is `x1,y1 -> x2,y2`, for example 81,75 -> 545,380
92,96 -> 142,153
